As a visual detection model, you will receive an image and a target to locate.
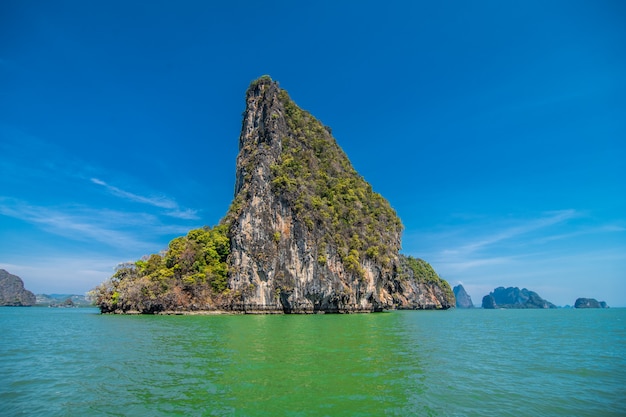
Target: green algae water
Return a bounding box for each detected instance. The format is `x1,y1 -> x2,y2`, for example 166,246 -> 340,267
1,308 -> 624,416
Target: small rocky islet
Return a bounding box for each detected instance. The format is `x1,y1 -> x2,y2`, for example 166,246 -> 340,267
92,76 -> 455,314
574,298 -> 608,308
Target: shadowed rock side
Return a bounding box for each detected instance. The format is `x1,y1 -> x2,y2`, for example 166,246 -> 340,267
93,76 -> 454,314
574,298 -> 608,308
453,284 -> 474,308
482,286 -> 556,309
0,269 -> 36,306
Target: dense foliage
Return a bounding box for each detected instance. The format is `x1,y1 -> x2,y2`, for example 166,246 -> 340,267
400,256 -> 455,302
270,88 -> 403,274
92,225 -> 230,313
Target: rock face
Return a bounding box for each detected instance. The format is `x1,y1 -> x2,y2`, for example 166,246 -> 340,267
453,284 -> 474,308
92,76 -> 455,314
574,298 -> 608,308
226,77 -> 453,312
0,269 -> 36,306
481,286 -> 556,309
482,294 -> 497,309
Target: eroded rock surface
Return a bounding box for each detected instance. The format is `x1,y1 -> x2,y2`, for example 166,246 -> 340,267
0,269 -> 36,306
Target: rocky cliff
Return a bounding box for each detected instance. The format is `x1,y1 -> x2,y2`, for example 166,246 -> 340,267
93,76 -> 454,314
226,77 -> 453,312
453,284 -> 474,308
574,298 -> 608,308
0,269 -> 36,306
481,286 -> 556,309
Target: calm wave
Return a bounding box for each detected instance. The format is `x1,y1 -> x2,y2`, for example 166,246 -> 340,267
1,307 -> 624,416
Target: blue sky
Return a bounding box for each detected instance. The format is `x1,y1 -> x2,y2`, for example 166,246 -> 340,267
1,0 -> 624,306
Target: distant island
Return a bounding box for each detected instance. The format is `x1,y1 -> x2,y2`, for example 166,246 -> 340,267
482,286 -> 556,309
453,284 -> 474,308
35,294 -> 92,307
92,76 -> 455,314
0,269 -> 36,306
574,298 -> 608,309
0,269 -> 93,308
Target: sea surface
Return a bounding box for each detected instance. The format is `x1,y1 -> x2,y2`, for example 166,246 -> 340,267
0,307 -> 624,417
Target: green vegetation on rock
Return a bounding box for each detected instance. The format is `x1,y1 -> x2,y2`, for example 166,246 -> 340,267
93,225 -> 230,313
270,86 -> 402,270
400,256 -> 455,302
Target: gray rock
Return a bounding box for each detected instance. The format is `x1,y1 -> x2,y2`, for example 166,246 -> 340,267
574,298 -> 608,308
0,269 -> 36,306
482,294 -> 497,309
453,284 -> 474,308
482,286 -> 556,309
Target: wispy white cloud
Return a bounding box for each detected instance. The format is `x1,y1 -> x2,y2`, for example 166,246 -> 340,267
0,126 -> 201,221
531,224 -> 625,244
404,209 -> 624,277
165,208 -> 202,220
90,178 -> 176,209
90,177 -> 199,220
443,256 -> 516,271
0,197 -> 191,250
456,209 -> 580,254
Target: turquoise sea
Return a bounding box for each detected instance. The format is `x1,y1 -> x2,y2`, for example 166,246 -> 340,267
1,307 -> 624,416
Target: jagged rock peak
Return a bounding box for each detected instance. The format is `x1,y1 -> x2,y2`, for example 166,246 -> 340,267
453,284 -> 474,308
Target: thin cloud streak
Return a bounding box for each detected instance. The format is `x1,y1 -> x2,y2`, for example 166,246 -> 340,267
0,128 -> 199,223
531,224 -> 626,245
0,198 -> 191,250
405,209 -> 622,281
90,178 -> 199,220
91,178 -> 176,209
165,209 -> 202,220
457,210 -> 579,254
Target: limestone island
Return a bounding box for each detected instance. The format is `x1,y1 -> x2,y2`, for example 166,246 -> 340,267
574,298 -> 608,308
482,286 -> 556,309
92,76 -> 455,314
0,269 -> 36,306
453,284 -> 474,308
